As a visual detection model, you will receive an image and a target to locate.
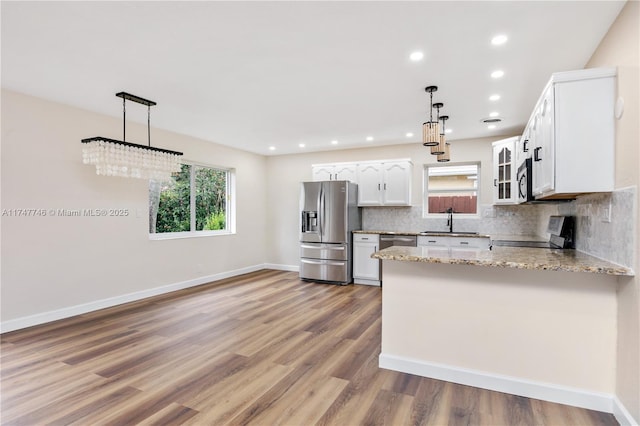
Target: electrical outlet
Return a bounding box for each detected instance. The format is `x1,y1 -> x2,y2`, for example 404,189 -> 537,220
483,208 -> 496,218
602,202 -> 612,223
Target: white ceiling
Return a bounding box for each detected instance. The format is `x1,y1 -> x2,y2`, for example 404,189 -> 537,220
1,1 -> 625,156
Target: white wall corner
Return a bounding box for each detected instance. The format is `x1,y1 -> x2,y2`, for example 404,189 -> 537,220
613,396 -> 640,426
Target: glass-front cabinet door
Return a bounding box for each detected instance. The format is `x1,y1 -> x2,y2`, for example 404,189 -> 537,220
492,137 -> 518,205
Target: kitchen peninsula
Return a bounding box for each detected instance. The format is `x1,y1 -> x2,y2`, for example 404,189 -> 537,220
373,246 -> 633,412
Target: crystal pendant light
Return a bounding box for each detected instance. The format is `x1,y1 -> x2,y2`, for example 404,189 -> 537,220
81,92 -> 183,181
422,86 -> 440,146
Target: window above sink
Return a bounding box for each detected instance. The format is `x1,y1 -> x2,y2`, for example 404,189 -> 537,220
423,162 -> 480,218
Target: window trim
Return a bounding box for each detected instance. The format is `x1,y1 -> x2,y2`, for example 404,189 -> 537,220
149,160 -> 236,240
423,161 -> 481,219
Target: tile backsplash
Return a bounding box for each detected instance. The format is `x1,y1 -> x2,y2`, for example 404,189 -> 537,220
561,186 -> 636,269
362,204 -> 559,238
362,186 -> 637,269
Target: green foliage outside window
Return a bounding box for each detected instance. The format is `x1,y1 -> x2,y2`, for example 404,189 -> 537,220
150,164 -> 228,234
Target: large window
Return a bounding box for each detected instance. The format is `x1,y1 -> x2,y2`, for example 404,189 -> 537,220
424,163 -> 479,216
149,163 -> 234,237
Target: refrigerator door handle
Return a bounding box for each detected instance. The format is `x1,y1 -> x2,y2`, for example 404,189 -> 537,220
319,186 -> 325,240
301,258 -> 345,266
300,244 -> 345,250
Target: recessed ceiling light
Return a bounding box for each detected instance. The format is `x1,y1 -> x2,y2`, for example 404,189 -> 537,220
331,140 -> 338,145
487,124 -> 497,130
409,51 -> 424,61
489,112 -> 500,117
268,146 -> 276,151
491,70 -> 504,79
366,136 -> 374,142
491,34 -> 508,46
299,143 -> 305,148
445,129 -> 452,134
405,132 -> 414,138
489,94 -> 501,101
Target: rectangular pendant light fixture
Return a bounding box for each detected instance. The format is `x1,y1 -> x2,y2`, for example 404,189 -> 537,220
81,92 -> 183,181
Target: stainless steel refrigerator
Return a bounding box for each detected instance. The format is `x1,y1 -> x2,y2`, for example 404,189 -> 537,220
299,181 -> 361,284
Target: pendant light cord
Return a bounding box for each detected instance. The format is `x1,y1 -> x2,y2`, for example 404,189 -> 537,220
122,97 -> 126,142
120,95 -> 152,147
429,91 -> 433,123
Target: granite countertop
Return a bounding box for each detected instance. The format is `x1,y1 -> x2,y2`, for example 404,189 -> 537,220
353,230 -> 492,239
371,245 -> 634,276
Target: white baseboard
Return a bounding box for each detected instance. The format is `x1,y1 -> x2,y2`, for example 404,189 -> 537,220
379,353 -> 616,415
613,396 -> 639,426
354,278 -> 381,286
264,263 -> 299,272
0,264 -> 268,333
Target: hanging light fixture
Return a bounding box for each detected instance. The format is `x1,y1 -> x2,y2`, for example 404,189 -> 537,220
422,86 -> 440,146
431,105 -> 445,155
81,92 -> 183,181
438,143 -> 451,162
438,116 -> 451,162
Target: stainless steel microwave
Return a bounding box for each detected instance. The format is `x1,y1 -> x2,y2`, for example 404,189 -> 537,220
517,158 -> 533,203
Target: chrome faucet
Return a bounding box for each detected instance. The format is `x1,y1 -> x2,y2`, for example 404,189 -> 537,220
446,207 -> 453,233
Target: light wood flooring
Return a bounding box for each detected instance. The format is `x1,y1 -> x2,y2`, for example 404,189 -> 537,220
1,269 -> 618,425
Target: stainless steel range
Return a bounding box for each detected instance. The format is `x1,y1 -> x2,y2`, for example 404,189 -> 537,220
493,215 -> 575,249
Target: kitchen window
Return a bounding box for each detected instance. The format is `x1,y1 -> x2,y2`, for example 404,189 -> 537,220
424,163 -> 479,216
149,162 -> 235,238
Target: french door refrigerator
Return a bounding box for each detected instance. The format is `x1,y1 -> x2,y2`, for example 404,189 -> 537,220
299,181 -> 361,284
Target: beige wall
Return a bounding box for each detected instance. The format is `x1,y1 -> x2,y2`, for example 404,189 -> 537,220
1,90 -> 268,324
265,136 -> 500,267
586,0 -> 640,421
382,261 -> 618,394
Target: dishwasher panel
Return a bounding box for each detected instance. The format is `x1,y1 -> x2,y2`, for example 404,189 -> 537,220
379,235 -> 417,249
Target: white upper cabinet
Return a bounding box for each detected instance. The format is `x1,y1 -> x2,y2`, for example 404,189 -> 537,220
528,68 -> 616,199
356,162 -> 383,205
311,162 -> 357,182
357,160 -> 412,206
492,137 -> 518,205
532,84 -> 555,196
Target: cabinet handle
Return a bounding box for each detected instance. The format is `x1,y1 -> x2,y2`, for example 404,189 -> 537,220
494,179 -> 497,187
384,183 -> 387,190
460,241 -> 469,245
428,240 -> 436,243
534,147 -> 542,162
378,183 -> 381,190
523,139 -> 529,152
362,237 -> 369,240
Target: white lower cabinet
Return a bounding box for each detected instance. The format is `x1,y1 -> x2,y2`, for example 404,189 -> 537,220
416,236 -> 449,248
417,235 -> 491,250
353,234 -> 381,286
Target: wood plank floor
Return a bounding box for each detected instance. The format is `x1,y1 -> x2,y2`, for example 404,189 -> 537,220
1,269 -> 618,425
